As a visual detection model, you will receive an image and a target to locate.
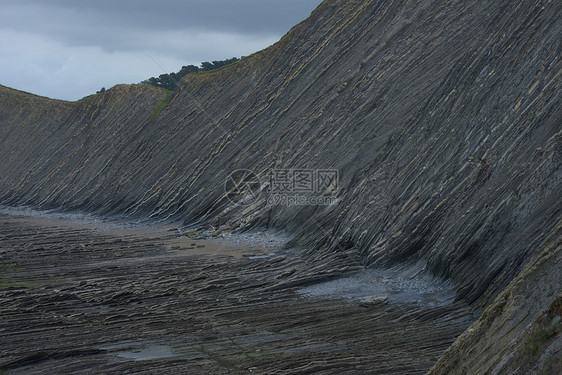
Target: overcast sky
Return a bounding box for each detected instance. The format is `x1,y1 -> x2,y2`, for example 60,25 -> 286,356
0,0 -> 323,101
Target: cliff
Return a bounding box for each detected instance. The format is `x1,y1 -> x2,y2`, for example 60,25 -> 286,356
0,0 -> 560,372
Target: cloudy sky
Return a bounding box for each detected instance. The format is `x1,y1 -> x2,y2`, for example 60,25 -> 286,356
0,0 -> 323,101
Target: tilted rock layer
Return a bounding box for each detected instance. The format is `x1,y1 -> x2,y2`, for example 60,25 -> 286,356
0,0 -> 560,371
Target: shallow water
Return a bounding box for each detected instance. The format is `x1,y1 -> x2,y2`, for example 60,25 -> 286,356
211,231 -> 290,250
300,264 -> 456,307
115,345 -> 176,361
0,205 -> 290,250
0,205 -> 150,231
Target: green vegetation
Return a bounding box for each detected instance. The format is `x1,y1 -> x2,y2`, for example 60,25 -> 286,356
0,263 -> 69,290
0,264 -> 27,289
521,320 -> 561,357
0,271 -> 37,289
0,279 -> 36,289
538,356 -> 562,375
142,57 -> 240,91
0,263 -> 18,271
516,297 -> 562,366
184,232 -> 199,238
150,89 -> 172,120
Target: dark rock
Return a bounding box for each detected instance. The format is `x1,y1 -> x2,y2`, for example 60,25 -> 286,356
0,0 -> 560,373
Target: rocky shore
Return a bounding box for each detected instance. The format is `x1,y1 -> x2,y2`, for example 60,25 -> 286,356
0,213 -> 473,374
0,0 -> 560,372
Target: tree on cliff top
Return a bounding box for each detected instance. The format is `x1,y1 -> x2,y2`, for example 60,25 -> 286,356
142,57 -> 240,91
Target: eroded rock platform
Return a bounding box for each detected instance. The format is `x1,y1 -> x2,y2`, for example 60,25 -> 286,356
0,214 -> 473,374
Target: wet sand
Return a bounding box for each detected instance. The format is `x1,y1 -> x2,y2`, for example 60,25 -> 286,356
0,213 -> 474,374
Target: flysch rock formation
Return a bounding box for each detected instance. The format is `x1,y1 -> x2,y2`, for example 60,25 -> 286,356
0,0 -> 560,373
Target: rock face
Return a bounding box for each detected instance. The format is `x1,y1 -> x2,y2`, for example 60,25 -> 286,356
0,0 -> 560,372
359,294 -> 389,306
429,221 -> 562,374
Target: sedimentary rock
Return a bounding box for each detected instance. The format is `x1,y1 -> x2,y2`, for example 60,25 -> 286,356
0,0 -> 560,372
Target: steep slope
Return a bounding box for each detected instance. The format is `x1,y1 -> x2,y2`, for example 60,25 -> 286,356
430,220 -> 562,374
0,84 -> 168,214
0,1 -> 560,367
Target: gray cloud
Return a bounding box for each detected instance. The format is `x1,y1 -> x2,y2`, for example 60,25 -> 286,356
0,0 -> 322,100
10,0 -> 320,32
